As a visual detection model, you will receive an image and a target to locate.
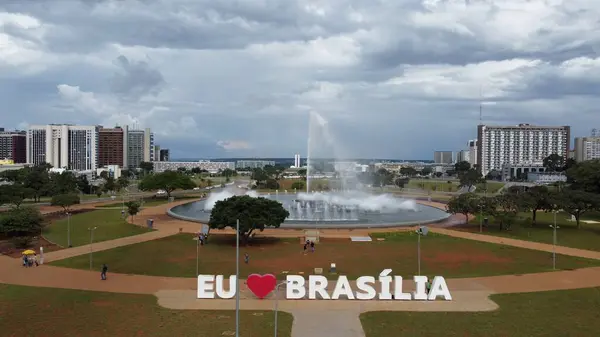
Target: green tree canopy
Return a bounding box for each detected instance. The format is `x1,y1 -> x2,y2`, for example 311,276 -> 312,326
542,154 -> 565,172
139,161 -> 154,174
51,193 -> 81,213
520,185 -> 553,225
290,181 -> 305,190
208,195 -> 289,244
556,189 -> 600,228
0,206 -> 44,237
454,161 -> 471,173
125,201 -> 141,222
446,193 -> 478,222
458,168 -> 484,191
48,171 -> 78,195
566,159 -> 600,194
0,184 -> 33,208
138,170 -> 196,198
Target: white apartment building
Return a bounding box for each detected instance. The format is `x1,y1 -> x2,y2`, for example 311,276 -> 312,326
477,124 -> 570,177
574,136 -> 600,162
26,124 -> 99,171
456,150 -> 470,163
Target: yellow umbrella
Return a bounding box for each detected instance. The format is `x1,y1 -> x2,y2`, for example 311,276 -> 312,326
22,250 -> 36,255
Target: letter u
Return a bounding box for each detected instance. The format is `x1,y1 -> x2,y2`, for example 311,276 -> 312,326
216,275 -> 237,299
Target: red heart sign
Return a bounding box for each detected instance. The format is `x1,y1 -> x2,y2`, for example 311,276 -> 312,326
246,274 -> 277,299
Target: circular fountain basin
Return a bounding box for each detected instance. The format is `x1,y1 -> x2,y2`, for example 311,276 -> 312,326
168,193 -> 450,229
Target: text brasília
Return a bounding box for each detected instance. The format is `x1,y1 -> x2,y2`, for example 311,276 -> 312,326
197,269 -> 452,300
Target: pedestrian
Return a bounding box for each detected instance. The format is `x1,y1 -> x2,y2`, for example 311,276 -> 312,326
27,256 -> 33,267
310,241 -> 315,253
425,277 -> 432,293
101,264 -> 108,280
303,243 -> 307,253
33,254 -> 39,267
22,255 -> 27,267
244,253 -> 249,264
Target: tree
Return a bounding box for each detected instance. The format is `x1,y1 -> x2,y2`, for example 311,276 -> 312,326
208,195 -> 289,244
566,159 -> 600,194
542,154 -> 565,172
493,193 -> 521,231
458,168 -> 484,192
454,161 -> 471,173
103,177 -> 117,193
291,181 -> 305,190
399,167 -> 417,177
139,161 -> 154,174
0,184 -> 33,208
48,171 -> 78,195
23,165 -> 50,202
51,193 -> 81,213
138,170 -> 196,198
251,168 -> 269,186
394,177 -> 409,189
125,201 -> 141,222
520,185 -> 552,225
117,176 -> 129,191
221,168 -> 237,178
0,206 -> 44,237
420,166 -> 433,176
446,193 -> 478,222
556,189 -> 600,229
434,172 -> 443,178
76,175 -> 92,194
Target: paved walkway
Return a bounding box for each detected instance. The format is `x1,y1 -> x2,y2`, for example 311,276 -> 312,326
3,198 -> 600,337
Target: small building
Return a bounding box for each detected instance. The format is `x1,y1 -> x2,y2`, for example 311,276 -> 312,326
527,172 -> 567,185
96,165 -> 122,179
501,162 -> 546,181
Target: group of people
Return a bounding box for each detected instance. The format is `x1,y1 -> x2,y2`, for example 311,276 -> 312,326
303,240 -> 316,253
22,254 -> 40,267
197,232 -> 208,245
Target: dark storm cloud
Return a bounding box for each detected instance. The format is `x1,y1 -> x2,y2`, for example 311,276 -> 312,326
110,55 -> 165,100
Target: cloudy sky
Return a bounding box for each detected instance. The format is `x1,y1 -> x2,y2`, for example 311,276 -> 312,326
1,0 -> 599,160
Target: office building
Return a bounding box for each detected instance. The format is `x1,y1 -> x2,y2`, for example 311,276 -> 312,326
456,150 -> 470,163
574,136 -> 600,162
293,154 -> 301,168
468,140 -> 478,167
124,126 -> 152,169
26,124 -> 99,171
434,151 -> 453,164
98,126 -> 125,167
159,149 -> 170,162
153,144 -> 161,162
235,160 -> 276,169
477,124 -> 570,177
0,129 -> 26,163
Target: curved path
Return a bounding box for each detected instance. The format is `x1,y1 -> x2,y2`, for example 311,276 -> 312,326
2,199 -> 600,337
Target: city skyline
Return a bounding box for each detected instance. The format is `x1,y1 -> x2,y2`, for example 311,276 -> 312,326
2,1 -> 600,158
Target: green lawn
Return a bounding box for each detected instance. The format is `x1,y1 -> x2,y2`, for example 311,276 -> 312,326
43,209 -> 152,247
51,232 -> 599,279
360,287 -> 600,337
408,180 -> 504,193
0,284 -> 292,337
466,211 -> 600,251
96,195 -> 203,208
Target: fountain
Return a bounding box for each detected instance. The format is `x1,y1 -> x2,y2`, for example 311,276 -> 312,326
168,111 -> 451,228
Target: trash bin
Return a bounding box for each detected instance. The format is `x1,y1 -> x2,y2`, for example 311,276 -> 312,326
483,217 -> 489,227
147,219 -> 154,229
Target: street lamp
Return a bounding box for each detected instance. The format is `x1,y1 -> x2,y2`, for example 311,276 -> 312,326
416,225 -> 429,275
273,281 -> 289,337
235,219 -> 240,337
88,227 -> 97,270
549,211 -> 560,270
67,212 -> 72,247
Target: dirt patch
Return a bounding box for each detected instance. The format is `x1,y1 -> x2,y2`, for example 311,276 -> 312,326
424,251 -> 512,265
0,236 -> 62,257
92,301 -> 114,307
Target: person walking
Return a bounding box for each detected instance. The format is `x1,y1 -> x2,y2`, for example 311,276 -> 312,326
310,241 -> 315,253
101,264 -> 108,280
303,243 -> 307,253
33,254 -> 39,267
244,253 -> 250,264
22,255 -> 28,267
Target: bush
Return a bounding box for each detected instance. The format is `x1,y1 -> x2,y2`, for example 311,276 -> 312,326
11,236 -> 32,249
0,206 -> 44,237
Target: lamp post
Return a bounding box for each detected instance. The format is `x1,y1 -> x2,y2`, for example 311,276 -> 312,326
235,219 -> 240,337
549,211 -> 560,270
274,281 -> 289,337
416,225 -> 429,275
67,212 -> 72,247
88,227 -> 97,270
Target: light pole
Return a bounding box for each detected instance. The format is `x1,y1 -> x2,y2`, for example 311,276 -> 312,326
67,212 -> 72,247
235,219 -> 240,337
196,232 -> 200,277
88,227 -> 97,270
274,281 -> 289,337
550,211 -> 560,270
416,225 -> 429,275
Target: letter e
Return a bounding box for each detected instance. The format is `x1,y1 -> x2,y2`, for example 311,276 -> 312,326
197,275 -> 215,299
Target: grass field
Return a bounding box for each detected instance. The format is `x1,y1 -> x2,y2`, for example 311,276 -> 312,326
43,209 -> 152,247
360,287 -> 600,337
51,232 -> 599,279
96,195 -> 203,208
407,180 -> 504,193
0,284 -> 292,337
464,211 -> 600,252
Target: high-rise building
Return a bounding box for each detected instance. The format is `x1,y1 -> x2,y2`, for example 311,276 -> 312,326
159,149 -> 170,162
124,126 -> 153,169
456,150 -> 470,163
468,139 -> 478,167
0,129 -> 26,163
153,144 -> 161,162
294,154 -> 301,168
434,151 -> 453,164
98,126 -> 125,167
477,124 -> 570,176
574,136 -> 600,162
26,124 -> 99,171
